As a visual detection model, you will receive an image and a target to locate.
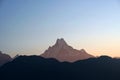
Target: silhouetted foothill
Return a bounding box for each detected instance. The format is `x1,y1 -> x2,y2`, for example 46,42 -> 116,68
0,51 -> 12,66
1,55 -> 120,80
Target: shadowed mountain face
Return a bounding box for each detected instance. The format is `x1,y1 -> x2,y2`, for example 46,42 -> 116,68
41,38 -> 94,62
1,56 -> 120,80
0,51 -> 12,66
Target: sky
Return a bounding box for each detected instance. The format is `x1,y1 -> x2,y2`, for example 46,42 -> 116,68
0,0 -> 120,57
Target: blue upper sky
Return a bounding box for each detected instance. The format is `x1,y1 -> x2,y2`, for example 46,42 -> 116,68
0,0 -> 120,57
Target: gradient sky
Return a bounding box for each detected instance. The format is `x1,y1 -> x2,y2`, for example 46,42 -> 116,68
0,0 -> 120,57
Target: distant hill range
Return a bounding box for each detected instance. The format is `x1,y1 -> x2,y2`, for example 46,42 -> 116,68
0,51 -> 12,66
41,38 -> 94,62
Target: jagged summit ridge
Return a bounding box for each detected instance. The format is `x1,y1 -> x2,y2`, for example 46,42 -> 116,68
41,38 -> 94,62
56,38 -> 66,44
55,38 -> 68,47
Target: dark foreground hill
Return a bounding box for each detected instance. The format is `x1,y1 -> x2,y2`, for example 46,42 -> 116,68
1,56 -> 120,80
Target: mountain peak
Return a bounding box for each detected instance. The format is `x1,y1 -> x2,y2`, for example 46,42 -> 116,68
55,38 -> 68,46
41,38 -> 94,62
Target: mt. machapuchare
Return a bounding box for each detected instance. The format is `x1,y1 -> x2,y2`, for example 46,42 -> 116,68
41,38 -> 94,62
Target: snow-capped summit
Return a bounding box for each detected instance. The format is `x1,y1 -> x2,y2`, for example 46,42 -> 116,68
55,38 -> 68,47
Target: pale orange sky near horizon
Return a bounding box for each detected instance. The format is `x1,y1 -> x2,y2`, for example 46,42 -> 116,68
9,38 -> 120,58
